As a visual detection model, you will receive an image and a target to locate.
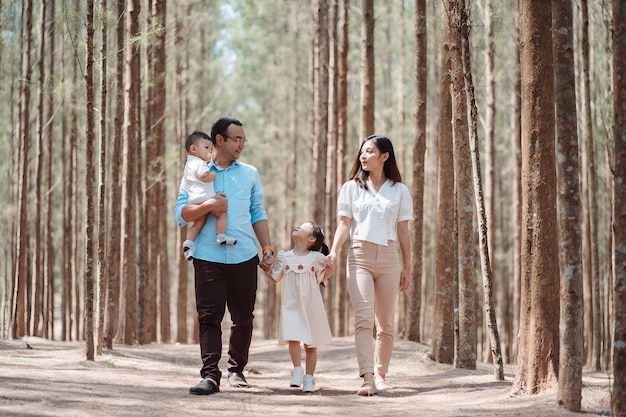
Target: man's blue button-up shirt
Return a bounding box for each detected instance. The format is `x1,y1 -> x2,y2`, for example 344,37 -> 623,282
174,159 -> 268,264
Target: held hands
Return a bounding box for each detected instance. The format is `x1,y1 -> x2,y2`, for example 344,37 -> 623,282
259,247 -> 275,272
321,253 -> 336,283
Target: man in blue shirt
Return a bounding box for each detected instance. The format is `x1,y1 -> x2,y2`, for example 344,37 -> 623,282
174,118 -> 274,395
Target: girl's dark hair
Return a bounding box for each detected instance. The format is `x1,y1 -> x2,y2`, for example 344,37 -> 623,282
348,134 -> 403,189
308,222 -> 329,255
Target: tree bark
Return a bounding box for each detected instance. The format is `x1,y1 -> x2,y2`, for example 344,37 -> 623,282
444,0 -> 476,370
120,0 -> 141,345
154,0 -> 169,344
611,2 -> 626,414
360,0 -> 374,137
335,0 -> 349,337
553,0 -> 583,409
429,9 -> 455,364
510,0 -> 522,364
84,0 -> 96,360
97,0 -> 109,355
33,0 -> 47,338
103,0 -> 125,350
45,0 -> 56,341
514,0 -> 560,394
13,0 -> 34,339
407,0 -> 426,343
460,0 -> 504,381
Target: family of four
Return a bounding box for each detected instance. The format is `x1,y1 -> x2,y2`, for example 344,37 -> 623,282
173,117 -> 413,397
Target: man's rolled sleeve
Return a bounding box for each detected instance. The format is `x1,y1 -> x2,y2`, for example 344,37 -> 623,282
174,187 -> 190,228
249,169 -> 268,224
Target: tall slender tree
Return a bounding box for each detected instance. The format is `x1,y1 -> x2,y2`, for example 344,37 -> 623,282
514,0 -> 560,394
360,0 -> 374,137
552,0 -> 583,408
510,0 -> 522,363
580,0 -> 601,371
460,0 -> 503,381
611,2 -> 626,414
13,0 -> 34,339
407,0 -> 426,343
44,0 -> 56,340
103,0 -> 125,350
33,0 -> 47,338
97,0 -> 109,354
84,0 -> 96,360
154,0 -> 169,344
445,0 -> 476,370
429,9 -> 455,364
334,0 -> 349,337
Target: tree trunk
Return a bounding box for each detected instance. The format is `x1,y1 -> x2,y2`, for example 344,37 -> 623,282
97,0 -> 109,355
312,0 -> 329,236
407,0 -> 426,343
45,0 -> 56,341
483,0 -> 499,364
120,0 -> 141,345
611,2 -> 626,414
553,0 -> 583,409
514,0 -> 560,394
84,0 -> 96,361
335,0 -> 349,337
140,0 -> 157,346
33,0 -> 47,338
13,0 -> 34,339
445,0 -> 476,371
360,0 -> 374,137
154,0 -> 169,344
173,5 -> 188,344
429,10 -> 455,364
71,54 -> 80,342
510,0 -> 522,364
325,0 -> 338,331
579,0 -> 602,371
103,0 -> 125,350
460,0 -> 504,381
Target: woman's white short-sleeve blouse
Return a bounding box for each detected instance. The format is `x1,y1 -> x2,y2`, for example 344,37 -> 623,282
337,179 -> 413,246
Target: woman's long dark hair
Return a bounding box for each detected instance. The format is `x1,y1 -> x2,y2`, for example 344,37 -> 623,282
348,134 -> 403,189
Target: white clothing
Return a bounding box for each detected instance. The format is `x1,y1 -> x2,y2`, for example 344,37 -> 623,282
270,250 -> 332,347
184,155 -> 215,204
337,179 -> 413,246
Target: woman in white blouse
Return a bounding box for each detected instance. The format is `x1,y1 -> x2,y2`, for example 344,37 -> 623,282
326,134 -> 413,396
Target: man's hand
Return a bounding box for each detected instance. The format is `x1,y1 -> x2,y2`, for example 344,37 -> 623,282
205,192 -> 228,216
259,248 -> 274,271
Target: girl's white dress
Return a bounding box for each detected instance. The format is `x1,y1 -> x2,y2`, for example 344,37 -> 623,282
270,250 -> 333,347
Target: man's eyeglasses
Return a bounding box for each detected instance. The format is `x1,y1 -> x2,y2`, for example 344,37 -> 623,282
222,135 -> 248,145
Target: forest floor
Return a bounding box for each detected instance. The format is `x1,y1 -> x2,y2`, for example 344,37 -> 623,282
0,330 -> 612,417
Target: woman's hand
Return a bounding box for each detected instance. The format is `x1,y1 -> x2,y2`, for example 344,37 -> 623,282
399,268 -> 411,292
324,253 -> 336,268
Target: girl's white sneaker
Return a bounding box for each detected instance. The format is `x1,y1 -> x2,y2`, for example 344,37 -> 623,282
302,374 -> 315,393
290,366 -> 304,387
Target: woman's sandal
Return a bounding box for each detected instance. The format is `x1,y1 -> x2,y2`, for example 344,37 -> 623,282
375,380 -> 393,392
357,382 -> 377,396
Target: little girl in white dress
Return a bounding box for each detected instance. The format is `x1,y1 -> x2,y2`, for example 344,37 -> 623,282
264,221 -> 334,393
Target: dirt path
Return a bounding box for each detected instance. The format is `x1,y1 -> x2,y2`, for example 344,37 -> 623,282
0,335 -> 610,416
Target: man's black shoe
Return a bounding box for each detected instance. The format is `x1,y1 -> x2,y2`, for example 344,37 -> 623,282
227,371 -> 249,388
189,378 -> 220,395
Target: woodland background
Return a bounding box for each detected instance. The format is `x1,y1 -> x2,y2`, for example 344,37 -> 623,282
1,0 -> 625,415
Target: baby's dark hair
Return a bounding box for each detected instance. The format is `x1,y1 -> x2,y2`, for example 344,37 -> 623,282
308,222 -> 329,255
185,131 -> 210,152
